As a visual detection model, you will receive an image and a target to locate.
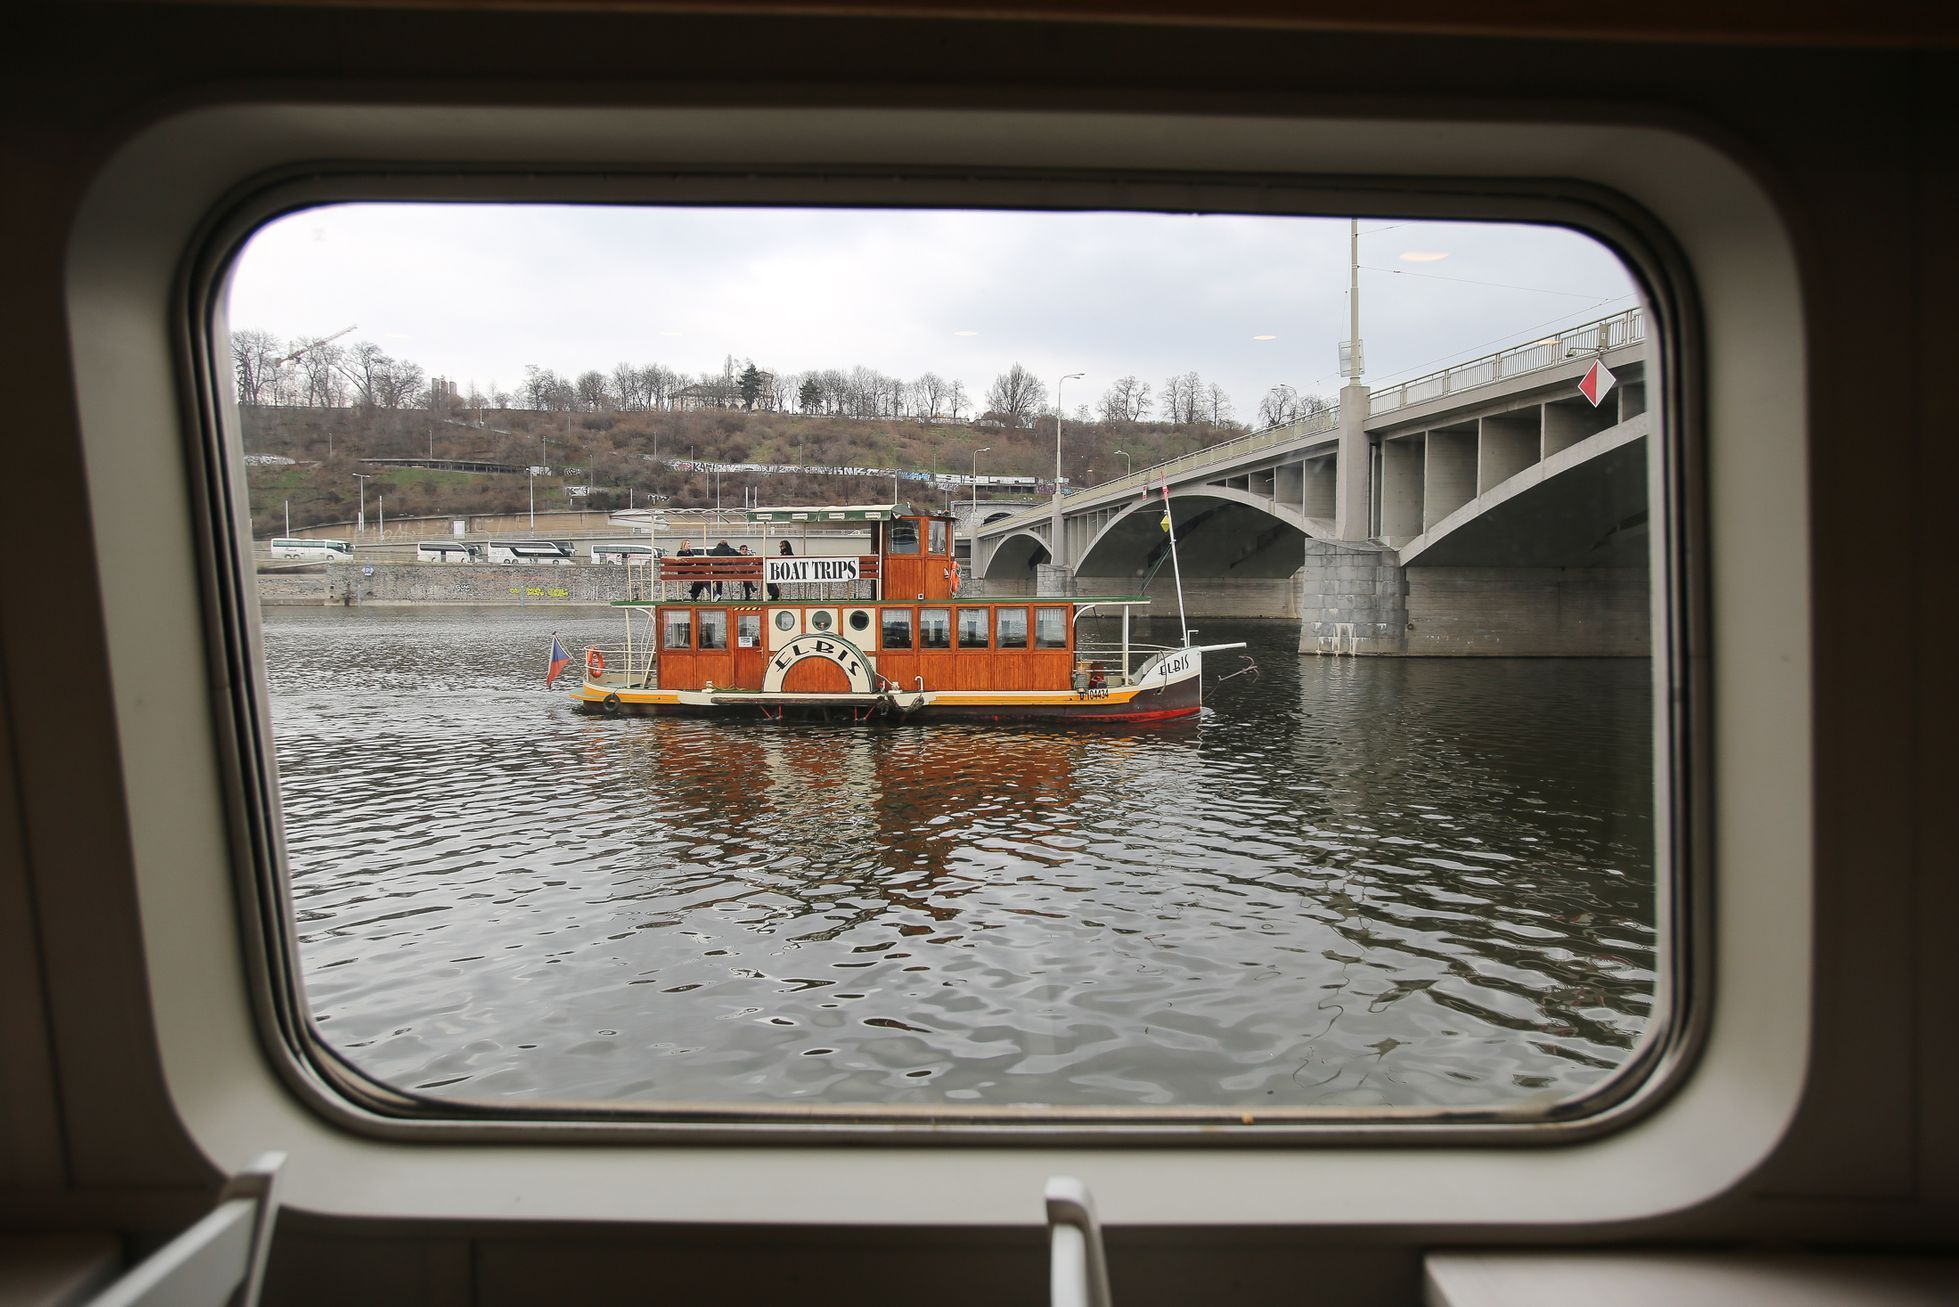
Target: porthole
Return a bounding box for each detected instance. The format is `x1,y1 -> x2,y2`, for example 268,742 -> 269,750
847,610 -> 870,632
809,609 -> 834,632
773,610 -> 797,632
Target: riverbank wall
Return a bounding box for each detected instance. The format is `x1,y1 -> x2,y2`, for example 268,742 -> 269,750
259,562 -> 628,607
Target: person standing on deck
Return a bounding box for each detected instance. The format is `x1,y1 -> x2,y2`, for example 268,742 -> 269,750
769,538 -> 792,600
709,539 -> 737,598
677,542 -> 706,600
737,544 -> 756,600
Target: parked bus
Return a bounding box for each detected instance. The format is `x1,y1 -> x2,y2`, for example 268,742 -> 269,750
268,537 -> 353,562
415,540 -> 480,563
485,539 -> 576,565
590,542 -> 658,565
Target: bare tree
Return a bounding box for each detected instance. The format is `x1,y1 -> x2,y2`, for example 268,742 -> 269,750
948,380 -> 969,421
523,364 -> 562,411
1257,384 -> 1333,428
1098,375 -> 1151,422
298,341 -> 347,408
914,372 -> 952,419
575,370 -> 614,411
231,328 -> 284,405
1259,384 -> 1300,427
1203,382 -> 1234,426
378,359 -> 425,409
611,362 -> 649,411
984,363 -> 1048,428
1162,371 -> 1203,424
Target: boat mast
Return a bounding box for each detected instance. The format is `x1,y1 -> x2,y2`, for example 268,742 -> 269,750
1160,475 -> 1190,646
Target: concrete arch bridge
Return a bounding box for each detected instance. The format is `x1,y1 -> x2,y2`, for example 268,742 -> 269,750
971,310 -> 1652,655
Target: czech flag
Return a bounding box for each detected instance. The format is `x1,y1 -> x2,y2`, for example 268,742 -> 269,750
546,635 -> 572,687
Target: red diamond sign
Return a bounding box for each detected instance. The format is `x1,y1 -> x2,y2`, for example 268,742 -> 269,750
1579,359 -> 1617,407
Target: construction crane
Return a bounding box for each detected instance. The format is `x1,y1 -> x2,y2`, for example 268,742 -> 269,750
276,324 -> 356,366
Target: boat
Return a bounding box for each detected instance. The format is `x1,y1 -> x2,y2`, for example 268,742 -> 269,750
567,502 -> 1243,722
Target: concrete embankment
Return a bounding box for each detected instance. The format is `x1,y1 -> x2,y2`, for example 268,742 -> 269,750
260,562 -> 630,607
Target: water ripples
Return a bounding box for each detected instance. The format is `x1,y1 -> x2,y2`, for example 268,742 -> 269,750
267,607 -> 1657,1112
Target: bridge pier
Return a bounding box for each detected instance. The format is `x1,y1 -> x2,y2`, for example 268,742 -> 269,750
1296,541 -> 1649,656
1036,563 -> 1075,596
1298,540 -> 1407,655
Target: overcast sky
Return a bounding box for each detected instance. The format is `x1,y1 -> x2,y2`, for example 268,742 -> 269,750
228,203 -> 1641,420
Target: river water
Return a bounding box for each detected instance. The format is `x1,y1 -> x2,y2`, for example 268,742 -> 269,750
266,606 -> 1657,1115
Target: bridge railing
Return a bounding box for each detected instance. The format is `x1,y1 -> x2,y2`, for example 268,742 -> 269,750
1369,306 -> 1646,416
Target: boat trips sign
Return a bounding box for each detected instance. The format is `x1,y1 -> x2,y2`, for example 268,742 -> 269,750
766,558 -> 860,586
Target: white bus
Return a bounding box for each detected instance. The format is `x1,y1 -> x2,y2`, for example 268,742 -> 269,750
485,539 -> 576,565
415,540 -> 480,563
268,537 -> 354,562
590,542 -> 658,565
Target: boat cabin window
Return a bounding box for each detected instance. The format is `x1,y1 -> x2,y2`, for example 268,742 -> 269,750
847,609 -> 871,634
929,519 -> 949,554
1034,606 -> 1069,649
957,607 -> 990,649
773,610 -> 796,632
737,613 -> 761,648
887,519 -> 920,554
662,609 -> 692,649
995,607 -> 1029,648
920,607 -> 951,649
698,609 -> 728,650
809,609 -> 834,632
881,608 -> 913,649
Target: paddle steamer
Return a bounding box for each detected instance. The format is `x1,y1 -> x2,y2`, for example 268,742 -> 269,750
568,503 -> 1237,723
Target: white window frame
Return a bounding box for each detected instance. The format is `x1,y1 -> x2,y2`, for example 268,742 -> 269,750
65,102 -> 1808,1232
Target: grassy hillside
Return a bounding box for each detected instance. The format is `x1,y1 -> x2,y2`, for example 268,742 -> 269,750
240,404 -> 1241,536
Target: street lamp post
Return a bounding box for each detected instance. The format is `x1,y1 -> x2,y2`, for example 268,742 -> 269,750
1114,448 -> 1132,477
971,445 -> 991,525
352,473 -> 371,538
1052,372 -> 1084,569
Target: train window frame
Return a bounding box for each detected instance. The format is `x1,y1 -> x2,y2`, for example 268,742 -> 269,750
65,101 -> 1812,1229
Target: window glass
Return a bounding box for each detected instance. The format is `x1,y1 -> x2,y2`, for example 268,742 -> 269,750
233,201 -> 1664,1129
957,607 -> 989,648
847,609 -> 871,633
995,606 -> 1029,648
1034,607 -> 1068,649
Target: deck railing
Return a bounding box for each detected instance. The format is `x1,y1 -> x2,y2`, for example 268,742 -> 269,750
628,555 -> 882,603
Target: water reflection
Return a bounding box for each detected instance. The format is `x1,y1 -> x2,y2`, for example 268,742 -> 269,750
268,607 -> 1655,1112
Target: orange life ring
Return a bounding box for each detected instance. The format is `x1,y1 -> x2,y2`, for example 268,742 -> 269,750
585,647 -> 605,678
950,561 -> 962,596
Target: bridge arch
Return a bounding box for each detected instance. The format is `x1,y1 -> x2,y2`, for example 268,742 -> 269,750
975,527 -> 1051,580
1075,484 -> 1330,580
1396,422 -> 1648,569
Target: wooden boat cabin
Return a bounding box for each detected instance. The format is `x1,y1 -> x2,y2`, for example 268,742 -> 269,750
637,504 -> 1086,694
